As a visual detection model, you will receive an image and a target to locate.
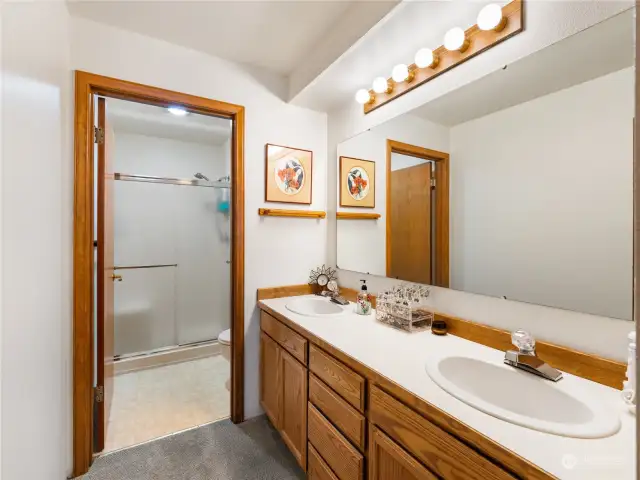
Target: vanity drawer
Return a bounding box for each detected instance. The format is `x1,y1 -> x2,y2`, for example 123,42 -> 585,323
308,443 -> 339,480
308,403 -> 364,480
260,311 -> 307,365
369,386 -> 515,480
309,345 -> 365,412
309,374 -> 365,451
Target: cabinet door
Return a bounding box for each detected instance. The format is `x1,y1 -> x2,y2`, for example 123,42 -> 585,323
369,426 -> 437,480
280,349 -> 308,470
260,332 -> 281,429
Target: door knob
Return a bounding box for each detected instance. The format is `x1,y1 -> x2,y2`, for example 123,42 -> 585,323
111,274 -> 123,282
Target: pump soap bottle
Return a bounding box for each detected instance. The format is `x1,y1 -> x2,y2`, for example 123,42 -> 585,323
355,280 -> 372,315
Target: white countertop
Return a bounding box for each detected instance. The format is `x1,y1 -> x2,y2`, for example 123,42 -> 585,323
261,296 -> 636,480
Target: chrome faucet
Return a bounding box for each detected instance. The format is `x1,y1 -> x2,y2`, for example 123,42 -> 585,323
504,330 -> 563,382
317,283 -> 349,305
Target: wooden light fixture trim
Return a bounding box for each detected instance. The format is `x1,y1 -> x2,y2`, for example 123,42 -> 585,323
364,0 -> 524,114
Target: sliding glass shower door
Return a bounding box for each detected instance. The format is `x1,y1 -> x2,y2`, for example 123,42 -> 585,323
109,96 -> 233,357
113,176 -> 232,356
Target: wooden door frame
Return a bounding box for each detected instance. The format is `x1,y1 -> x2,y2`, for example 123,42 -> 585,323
386,139 -> 449,287
72,71 -> 245,477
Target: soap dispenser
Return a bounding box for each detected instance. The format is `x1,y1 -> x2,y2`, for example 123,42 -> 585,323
355,280 -> 372,315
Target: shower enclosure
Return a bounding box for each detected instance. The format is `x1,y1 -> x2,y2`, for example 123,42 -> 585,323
109,115 -> 233,359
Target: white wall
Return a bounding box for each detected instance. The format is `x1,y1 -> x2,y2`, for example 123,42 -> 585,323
70,17 -> 328,432
336,114 -> 448,276
112,132 -> 231,354
1,2 -> 72,480
329,4 -> 635,361
450,67 -> 633,320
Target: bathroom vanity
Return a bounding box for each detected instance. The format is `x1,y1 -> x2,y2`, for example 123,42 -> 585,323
257,294 -> 635,480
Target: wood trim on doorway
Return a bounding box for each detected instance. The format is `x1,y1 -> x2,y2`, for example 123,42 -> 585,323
72,71 -> 245,477
386,140 -> 449,287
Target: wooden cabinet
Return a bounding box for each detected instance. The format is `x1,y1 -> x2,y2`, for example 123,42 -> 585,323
308,403 -> 364,480
309,344 -> 365,412
259,332 -> 281,428
308,444 -> 339,480
261,310 -> 308,364
369,385 -> 515,480
309,374 -> 365,451
259,307 -> 544,480
280,349 -> 308,468
259,330 -> 307,471
369,426 -> 437,480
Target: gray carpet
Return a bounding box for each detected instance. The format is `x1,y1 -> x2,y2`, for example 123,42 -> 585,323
80,416 -> 305,480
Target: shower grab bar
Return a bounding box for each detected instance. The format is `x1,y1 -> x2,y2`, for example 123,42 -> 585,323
114,173 -> 230,189
114,263 -> 178,270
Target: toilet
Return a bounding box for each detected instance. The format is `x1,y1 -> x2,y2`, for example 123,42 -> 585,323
218,329 -> 231,390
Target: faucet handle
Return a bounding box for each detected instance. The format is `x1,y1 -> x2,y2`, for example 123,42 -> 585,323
511,330 -> 535,354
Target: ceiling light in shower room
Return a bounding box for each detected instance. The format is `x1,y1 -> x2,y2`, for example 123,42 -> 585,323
167,106 -> 189,116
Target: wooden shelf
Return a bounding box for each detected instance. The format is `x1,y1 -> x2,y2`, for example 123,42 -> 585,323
259,208 -> 326,219
337,212 -> 381,220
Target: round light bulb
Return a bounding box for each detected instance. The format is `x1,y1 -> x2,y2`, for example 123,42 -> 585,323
444,27 -> 468,52
415,48 -> 436,69
477,3 -> 505,31
355,89 -> 372,105
167,106 -> 189,116
372,77 -> 390,94
392,64 -> 410,83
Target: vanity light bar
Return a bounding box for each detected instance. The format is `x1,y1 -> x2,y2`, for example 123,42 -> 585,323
355,0 -> 523,112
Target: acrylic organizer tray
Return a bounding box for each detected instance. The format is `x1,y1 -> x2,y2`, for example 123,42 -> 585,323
376,284 -> 433,333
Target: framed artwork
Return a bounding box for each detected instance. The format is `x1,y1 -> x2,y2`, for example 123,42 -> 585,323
265,143 -> 313,204
340,156 -> 375,208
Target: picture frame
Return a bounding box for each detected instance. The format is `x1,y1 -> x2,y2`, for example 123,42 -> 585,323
265,143 -> 313,205
339,156 -> 376,208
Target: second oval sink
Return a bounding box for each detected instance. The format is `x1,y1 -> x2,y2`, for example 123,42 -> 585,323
426,355 -> 621,438
285,297 -> 346,317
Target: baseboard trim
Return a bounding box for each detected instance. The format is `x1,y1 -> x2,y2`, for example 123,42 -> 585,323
114,341 -> 222,375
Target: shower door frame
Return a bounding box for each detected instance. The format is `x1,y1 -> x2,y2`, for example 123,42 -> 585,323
72,71 -> 245,477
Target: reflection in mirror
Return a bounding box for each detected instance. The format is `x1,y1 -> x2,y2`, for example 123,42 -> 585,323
389,152 -> 433,284
336,9 -> 634,320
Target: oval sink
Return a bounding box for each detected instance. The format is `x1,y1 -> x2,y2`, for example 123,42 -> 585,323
426,355 -> 621,438
286,297 -> 346,317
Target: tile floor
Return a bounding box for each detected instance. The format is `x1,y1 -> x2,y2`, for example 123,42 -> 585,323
104,354 -> 230,452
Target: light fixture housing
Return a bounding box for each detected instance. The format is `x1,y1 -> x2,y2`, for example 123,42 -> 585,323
391,64 -> 415,83
355,89 -> 373,105
444,27 -> 470,53
372,76 -> 394,94
167,106 -> 189,116
415,48 -> 439,69
477,3 -> 507,32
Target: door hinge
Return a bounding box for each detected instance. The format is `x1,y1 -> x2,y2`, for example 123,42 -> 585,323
94,385 -> 104,403
94,126 -> 105,145
430,177 -> 436,189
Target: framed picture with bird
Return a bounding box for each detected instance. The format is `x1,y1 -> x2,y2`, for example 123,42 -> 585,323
340,156 -> 375,208
265,143 -> 313,204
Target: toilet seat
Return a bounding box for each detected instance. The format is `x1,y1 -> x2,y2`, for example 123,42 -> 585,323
218,329 -> 231,346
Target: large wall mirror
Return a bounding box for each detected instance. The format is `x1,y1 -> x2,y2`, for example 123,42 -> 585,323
336,8 -> 634,321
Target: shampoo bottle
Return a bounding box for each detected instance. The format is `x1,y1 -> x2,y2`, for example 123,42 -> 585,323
355,280 -> 372,315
